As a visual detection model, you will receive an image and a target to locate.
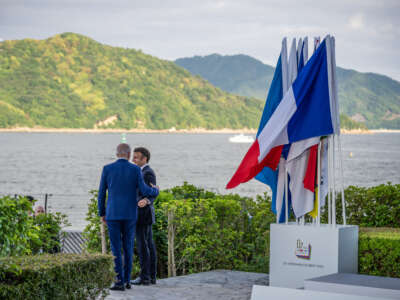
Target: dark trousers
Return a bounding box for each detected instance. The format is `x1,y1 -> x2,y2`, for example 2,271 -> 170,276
136,223 -> 157,281
107,219 -> 136,284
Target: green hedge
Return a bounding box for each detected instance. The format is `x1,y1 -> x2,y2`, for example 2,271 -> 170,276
84,183 -> 273,277
322,183 -> 400,227
84,183 -> 400,278
0,253 -> 115,300
359,228 -> 400,278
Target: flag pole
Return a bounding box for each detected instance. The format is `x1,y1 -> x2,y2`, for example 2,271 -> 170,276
317,141 -> 321,225
337,134 -> 347,225
329,135 -> 334,225
285,168 -> 289,224
332,135 -> 337,226
329,35 -> 346,226
328,137 -> 332,225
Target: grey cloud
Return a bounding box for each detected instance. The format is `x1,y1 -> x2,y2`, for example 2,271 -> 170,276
0,0 -> 399,80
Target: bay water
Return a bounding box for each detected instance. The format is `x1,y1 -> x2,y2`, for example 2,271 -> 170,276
0,132 -> 399,230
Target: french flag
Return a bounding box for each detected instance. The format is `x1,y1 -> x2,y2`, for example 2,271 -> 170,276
226,36 -> 338,190
254,38 -> 289,214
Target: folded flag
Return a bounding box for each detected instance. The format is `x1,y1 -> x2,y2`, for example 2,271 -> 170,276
246,39 -> 289,210
274,37 -> 298,221
309,138 -> 329,218
286,37 -> 320,218
227,36 -> 338,190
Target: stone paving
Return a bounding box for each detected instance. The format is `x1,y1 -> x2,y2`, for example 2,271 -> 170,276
106,270 -> 269,300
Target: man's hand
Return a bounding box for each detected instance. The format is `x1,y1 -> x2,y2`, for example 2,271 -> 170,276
101,216 -> 106,225
150,183 -> 160,190
138,199 -> 148,208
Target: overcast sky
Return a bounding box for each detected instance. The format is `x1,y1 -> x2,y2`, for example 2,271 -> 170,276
1,0 -> 400,81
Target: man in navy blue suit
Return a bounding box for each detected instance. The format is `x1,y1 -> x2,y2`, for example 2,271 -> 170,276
132,147 -> 158,286
98,143 -> 159,291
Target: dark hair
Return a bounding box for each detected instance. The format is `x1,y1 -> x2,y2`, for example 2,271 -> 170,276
134,147 -> 151,162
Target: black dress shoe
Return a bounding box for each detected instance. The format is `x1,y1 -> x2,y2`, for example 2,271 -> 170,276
110,283 -> 125,291
131,277 -> 150,285
150,278 -> 156,285
125,282 -> 131,289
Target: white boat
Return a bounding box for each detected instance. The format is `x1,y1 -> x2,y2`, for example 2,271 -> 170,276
229,133 -> 254,143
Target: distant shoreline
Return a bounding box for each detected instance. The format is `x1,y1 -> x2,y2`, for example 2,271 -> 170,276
0,127 -> 257,134
0,127 -> 399,134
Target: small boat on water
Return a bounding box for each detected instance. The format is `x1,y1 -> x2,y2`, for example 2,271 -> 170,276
229,134 -> 254,143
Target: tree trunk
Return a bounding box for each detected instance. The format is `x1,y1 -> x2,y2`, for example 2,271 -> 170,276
167,210 -> 176,277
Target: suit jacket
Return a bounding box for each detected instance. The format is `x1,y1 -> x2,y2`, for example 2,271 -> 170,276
98,159 -> 159,221
137,165 -> 157,225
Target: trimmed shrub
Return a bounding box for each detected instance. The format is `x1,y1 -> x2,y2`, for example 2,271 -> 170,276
84,183 -> 272,276
322,183 -> 400,227
0,253 -> 115,300
358,228 -> 400,278
84,183 -> 400,278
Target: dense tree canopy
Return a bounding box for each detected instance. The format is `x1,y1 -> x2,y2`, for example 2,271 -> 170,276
0,33 -> 263,129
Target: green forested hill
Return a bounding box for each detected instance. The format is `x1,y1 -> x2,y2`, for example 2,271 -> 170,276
175,54 -> 275,101
0,33 -> 263,129
176,54 -> 400,129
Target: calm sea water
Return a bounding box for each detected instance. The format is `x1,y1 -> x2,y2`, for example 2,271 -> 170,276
1,132 -> 399,230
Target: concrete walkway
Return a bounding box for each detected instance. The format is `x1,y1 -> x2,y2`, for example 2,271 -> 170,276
106,270 -> 269,300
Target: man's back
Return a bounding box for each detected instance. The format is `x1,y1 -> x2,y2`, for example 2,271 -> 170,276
97,143 -> 159,288
98,158 -> 142,220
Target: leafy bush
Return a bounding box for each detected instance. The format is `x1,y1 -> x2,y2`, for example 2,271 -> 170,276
0,253 -> 114,300
321,183 -> 400,227
0,195 -> 69,256
359,228 -> 400,278
30,212 -> 70,254
158,183 -> 274,274
83,190 -> 110,253
84,183 -> 400,278
0,195 -> 37,256
84,183 -> 274,276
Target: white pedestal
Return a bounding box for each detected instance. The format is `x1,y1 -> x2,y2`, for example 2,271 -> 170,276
305,273 -> 400,299
251,285 -> 390,300
269,223 -> 358,288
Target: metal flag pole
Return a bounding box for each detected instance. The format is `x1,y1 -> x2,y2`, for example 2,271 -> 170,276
330,35 -> 347,226
276,209 -> 279,224
329,135 -> 335,225
314,36 -> 321,226
337,134 -> 347,225
332,135 -> 337,226
328,137 -> 332,225
285,167 -> 289,225
317,141 -> 321,225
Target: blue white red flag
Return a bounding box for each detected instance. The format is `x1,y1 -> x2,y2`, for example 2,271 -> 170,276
254,38 -> 288,214
226,36 -> 338,190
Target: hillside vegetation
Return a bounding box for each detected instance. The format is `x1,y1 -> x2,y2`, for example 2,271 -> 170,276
176,54 -> 400,129
0,33 -> 263,129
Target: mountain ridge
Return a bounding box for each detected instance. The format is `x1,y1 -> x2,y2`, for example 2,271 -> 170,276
175,54 -> 400,129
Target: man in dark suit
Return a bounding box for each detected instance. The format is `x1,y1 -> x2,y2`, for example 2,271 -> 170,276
131,147 -> 158,285
98,143 -> 159,291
